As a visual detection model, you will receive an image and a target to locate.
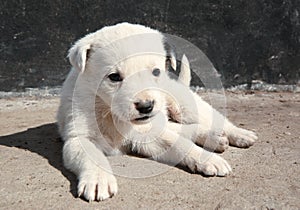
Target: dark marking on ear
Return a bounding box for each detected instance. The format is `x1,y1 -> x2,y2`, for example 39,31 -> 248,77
86,49 -> 91,60
86,44 -> 96,61
162,36 -> 177,72
165,56 -> 171,70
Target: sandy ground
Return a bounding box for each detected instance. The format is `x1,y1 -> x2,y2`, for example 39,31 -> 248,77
0,92 -> 299,209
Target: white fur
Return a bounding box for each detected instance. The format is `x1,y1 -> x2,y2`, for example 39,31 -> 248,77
178,54 -> 191,86
57,22 -> 257,202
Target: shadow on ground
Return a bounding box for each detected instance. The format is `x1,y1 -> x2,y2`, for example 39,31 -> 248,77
0,123 -> 77,197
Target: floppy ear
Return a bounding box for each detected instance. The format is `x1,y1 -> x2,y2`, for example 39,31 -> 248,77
68,42 -> 92,73
178,54 -> 191,86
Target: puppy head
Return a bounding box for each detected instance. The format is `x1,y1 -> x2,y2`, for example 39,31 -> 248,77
68,23 -> 177,124
96,43 -> 174,124
105,54 -> 170,124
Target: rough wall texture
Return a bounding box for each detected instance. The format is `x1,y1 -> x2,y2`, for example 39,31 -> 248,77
1,0 -> 300,91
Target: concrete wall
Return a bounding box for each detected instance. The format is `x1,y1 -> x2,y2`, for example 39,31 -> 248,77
1,0 -> 299,91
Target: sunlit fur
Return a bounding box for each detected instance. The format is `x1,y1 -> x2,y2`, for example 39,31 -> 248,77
57,22 -> 257,202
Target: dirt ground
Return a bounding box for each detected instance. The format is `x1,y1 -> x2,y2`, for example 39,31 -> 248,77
0,91 -> 299,209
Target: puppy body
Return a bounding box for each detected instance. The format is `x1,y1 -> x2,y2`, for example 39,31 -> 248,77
57,22 -> 257,201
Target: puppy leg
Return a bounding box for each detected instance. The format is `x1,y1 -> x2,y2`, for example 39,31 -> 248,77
136,128 -> 231,176
164,76 -> 257,149
166,122 -> 229,153
192,94 -> 257,148
171,90 -> 257,149
166,91 -> 229,152
63,137 -> 118,202
223,121 -> 258,148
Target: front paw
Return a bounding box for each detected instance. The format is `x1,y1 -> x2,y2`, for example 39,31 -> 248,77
227,127 -> 258,148
195,130 -> 229,153
186,149 -> 232,176
78,170 -> 118,202
203,131 -> 229,153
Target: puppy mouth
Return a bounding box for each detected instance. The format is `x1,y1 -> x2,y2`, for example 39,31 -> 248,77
132,115 -> 154,123
135,115 -> 151,121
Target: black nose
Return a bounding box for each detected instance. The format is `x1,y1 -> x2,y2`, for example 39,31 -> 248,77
134,100 -> 154,114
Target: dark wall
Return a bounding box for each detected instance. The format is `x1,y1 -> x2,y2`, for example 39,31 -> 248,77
1,0 -> 300,91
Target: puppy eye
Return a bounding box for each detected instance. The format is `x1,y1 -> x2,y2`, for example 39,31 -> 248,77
108,73 -> 123,82
152,68 -> 160,77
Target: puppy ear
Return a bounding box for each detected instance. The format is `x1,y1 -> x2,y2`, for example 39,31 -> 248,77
164,38 -> 177,71
166,53 -> 177,71
68,42 -> 92,73
178,54 -> 191,86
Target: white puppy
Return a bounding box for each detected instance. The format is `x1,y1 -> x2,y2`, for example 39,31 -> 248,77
57,22 -> 257,202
